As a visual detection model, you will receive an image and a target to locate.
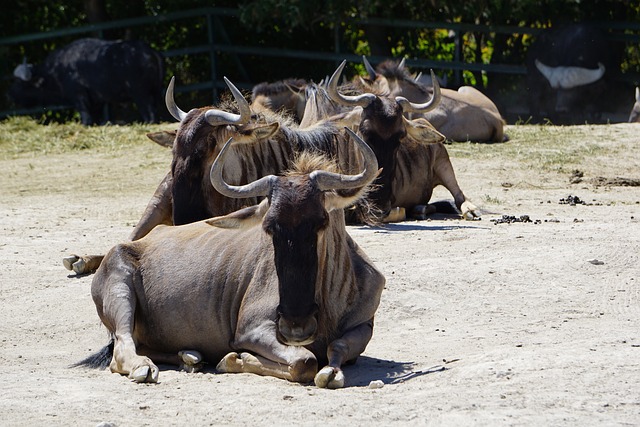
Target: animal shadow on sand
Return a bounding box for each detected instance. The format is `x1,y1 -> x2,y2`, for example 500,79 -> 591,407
341,356 -> 447,387
152,357 -> 445,388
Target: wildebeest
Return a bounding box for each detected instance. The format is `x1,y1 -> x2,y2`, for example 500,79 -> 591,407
8,38 -> 164,125
63,75 -> 362,274
525,24 -> 620,124
77,128 -> 385,389
629,87 -> 640,123
362,57 -> 506,142
319,60 -> 479,222
251,78 -> 308,122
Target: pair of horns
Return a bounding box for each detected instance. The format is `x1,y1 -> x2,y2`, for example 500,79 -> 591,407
166,56 -> 440,126
210,127 -> 378,199
165,76 -> 252,126
327,59 -> 441,114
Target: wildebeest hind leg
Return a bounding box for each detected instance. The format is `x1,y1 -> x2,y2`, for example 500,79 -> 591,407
93,248 -> 159,383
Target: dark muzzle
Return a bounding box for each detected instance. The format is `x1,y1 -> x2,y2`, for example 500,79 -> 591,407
276,307 -> 319,346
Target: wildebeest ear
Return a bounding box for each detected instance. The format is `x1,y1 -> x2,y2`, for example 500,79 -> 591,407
233,122 -> 280,144
404,117 -> 446,144
328,106 -> 363,130
205,199 -> 269,229
146,130 -> 176,148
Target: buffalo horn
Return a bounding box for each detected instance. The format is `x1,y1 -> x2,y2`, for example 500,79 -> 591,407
210,138 -> 275,199
327,60 -> 376,107
205,77 -> 252,126
535,59 -> 606,89
312,127 -> 378,191
165,76 -> 188,122
395,70 -> 441,113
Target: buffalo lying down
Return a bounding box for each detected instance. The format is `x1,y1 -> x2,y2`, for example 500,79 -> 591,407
77,129 -> 385,388
9,38 -> 164,125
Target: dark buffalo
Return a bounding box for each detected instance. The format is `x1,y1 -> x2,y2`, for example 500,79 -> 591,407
9,38 -> 164,125
525,24 -> 620,124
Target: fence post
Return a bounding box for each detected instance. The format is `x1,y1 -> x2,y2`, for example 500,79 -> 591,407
453,29 -> 462,87
207,11 -> 218,103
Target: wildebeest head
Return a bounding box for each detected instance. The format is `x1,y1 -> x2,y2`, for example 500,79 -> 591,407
327,60 -> 442,215
208,128 -> 378,346
629,87 -> 640,123
251,78 -> 308,121
166,76 -> 282,224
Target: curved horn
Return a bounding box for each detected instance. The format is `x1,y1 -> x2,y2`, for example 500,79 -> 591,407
535,59 -> 605,89
210,138 -> 275,199
312,127 -> 378,191
395,69 -> 441,113
13,57 -> 32,81
205,77 -> 252,126
165,76 -> 188,122
327,60 -> 376,108
362,55 -> 377,80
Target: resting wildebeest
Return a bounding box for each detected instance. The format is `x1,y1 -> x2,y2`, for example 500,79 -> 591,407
318,60 -> 479,222
362,57 -> 506,142
77,128 -> 385,388
9,38 -> 164,124
63,75 -> 362,274
525,24 -> 620,124
629,87 -> 640,123
251,78 -> 308,122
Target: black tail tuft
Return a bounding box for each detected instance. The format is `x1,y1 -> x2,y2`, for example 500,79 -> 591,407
431,200 -> 460,214
71,338 -> 114,370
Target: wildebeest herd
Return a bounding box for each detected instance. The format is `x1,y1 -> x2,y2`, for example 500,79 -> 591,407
6,26 -> 638,389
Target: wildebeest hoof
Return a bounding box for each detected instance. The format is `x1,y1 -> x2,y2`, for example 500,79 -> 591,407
461,201 -> 480,220
314,366 -> 345,389
216,352 -> 243,373
383,207 -> 406,223
63,255 -> 79,271
63,255 -> 90,274
130,364 -> 159,383
178,350 -> 203,373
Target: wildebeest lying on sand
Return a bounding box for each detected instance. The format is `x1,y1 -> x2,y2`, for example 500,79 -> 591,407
361,57 -> 507,143
76,128 -> 385,388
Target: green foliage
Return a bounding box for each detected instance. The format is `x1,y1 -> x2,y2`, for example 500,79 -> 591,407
2,0 -> 640,121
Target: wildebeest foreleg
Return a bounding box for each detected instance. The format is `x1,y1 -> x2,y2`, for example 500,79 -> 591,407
63,173 -> 173,275
432,147 -> 479,219
314,319 -> 374,389
128,172 -> 173,241
63,254 -> 105,275
216,338 -> 318,383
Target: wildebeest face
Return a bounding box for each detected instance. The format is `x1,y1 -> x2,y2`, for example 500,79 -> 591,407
263,176 -> 328,346
359,97 -> 406,213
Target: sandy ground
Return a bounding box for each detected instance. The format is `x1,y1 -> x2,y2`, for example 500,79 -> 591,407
1,123 -> 639,426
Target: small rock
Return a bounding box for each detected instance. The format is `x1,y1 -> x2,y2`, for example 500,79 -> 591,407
368,380 -> 384,389
588,259 -> 605,265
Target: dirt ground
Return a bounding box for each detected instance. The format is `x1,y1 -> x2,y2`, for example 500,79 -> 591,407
1,123 -> 639,426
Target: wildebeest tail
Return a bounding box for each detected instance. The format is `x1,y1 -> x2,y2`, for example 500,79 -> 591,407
432,200 -> 459,214
71,337 -> 114,369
